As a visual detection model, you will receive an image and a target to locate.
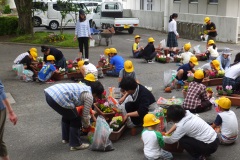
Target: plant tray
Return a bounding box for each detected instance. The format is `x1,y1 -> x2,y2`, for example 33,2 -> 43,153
163,142 -> 184,153
67,72 -> 83,79
93,103 -> 115,121
52,73 -> 65,81
208,78 -> 223,86
109,123 -> 127,141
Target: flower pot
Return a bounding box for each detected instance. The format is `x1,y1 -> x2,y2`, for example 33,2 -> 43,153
52,73 -> 65,81
208,78 -> 223,86
93,103 -> 115,121
67,72 -> 83,79
109,123 -> 127,141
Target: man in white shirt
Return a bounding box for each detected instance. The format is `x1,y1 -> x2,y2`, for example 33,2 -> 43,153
163,105 -> 219,159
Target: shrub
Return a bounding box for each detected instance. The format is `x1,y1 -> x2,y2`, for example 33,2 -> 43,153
3,5 -> 11,14
0,17 -> 18,35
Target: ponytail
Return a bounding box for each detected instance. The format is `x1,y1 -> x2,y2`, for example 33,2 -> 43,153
212,44 -> 216,49
169,13 -> 178,23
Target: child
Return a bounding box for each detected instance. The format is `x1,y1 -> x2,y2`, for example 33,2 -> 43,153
38,55 -> 60,83
132,35 -> 144,58
206,40 -> 219,61
180,43 -> 194,64
216,48 -> 231,71
200,59 -> 220,77
142,37 -> 157,63
78,60 -> 98,80
211,97 -> 238,144
106,48 -> 124,77
175,56 -> 198,85
182,70 -> 212,113
142,113 -> 173,160
14,48 -> 37,64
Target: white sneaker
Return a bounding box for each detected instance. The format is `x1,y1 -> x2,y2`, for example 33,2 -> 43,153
70,143 -> 89,151
62,140 -> 69,144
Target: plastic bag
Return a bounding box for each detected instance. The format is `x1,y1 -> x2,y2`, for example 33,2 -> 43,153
160,39 -> 166,48
163,70 -> 177,87
90,115 -> 114,151
193,45 -> 201,54
90,39 -> 95,47
22,69 -> 33,82
14,64 -> 24,77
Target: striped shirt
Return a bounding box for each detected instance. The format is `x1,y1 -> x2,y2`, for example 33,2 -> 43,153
14,52 -> 29,64
75,20 -> 91,38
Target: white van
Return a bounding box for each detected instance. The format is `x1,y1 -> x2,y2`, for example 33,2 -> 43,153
32,1 -> 48,27
41,1 -> 90,30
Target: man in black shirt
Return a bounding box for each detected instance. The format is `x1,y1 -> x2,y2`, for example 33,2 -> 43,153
41,46 -> 67,69
204,17 -> 217,48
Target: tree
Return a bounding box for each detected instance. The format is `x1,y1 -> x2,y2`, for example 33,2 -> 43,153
14,0 -> 33,34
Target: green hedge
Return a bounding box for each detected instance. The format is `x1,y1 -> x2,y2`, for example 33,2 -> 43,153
0,16 -> 18,35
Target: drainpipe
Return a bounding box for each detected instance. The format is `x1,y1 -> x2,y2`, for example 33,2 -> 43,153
164,0 -> 173,32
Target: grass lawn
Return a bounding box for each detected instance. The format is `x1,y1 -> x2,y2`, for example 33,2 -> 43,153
10,31 -> 79,48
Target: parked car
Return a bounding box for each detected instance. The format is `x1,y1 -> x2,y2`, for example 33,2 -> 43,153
32,1 -> 48,27
91,2 -> 139,34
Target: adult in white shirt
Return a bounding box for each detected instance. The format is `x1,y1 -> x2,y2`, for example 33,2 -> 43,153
74,9 -> 92,59
223,53 -> 240,92
163,105 -> 219,159
167,13 -> 179,56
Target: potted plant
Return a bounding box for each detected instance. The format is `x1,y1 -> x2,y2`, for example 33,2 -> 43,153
109,116 -> 127,141
216,70 -> 225,78
206,87 -> 213,98
174,55 -> 182,63
216,86 -> 224,95
155,54 -> 170,63
225,85 -> 233,96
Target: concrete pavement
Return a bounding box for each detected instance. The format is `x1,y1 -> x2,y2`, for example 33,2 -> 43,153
0,27 -> 240,160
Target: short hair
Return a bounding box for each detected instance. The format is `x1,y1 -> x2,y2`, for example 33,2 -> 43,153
84,61 -> 89,65
167,105 -> 186,122
194,77 -> 203,83
84,81 -> 104,99
119,77 -> 138,91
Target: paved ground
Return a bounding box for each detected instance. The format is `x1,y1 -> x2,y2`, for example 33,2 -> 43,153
0,27 -> 240,160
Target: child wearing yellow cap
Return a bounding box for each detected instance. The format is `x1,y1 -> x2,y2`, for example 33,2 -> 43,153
211,97 -> 238,144
182,70 -> 212,113
200,59 -> 221,77
132,35 -> 144,58
180,43 -> 194,64
142,37 -> 157,63
141,114 -> 173,160
106,48 -> 124,77
206,40 -> 218,61
77,60 -> 98,80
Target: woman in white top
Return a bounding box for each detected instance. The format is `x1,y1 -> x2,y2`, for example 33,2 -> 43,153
223,52 -> 240,92
163,105 -> 219,160
74,9 -> 92,59
167,13 -> 179,56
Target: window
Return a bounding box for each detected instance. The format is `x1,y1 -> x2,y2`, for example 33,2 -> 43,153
209,0 -> 218,4
189,0 -> 198,3
104,3 -> 119,10
140,0 -> 144,10
173,0 -> 181,2
33,2 -> 47,10
147,0 -> 152,10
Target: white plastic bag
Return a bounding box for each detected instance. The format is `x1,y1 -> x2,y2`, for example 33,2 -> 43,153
89,39 -> 95,47
22,69 -> 34,82
90,115 -> 114,151
193,45 -> 201,54
14,64 -> 24,77
160,39 -> 166,48
163,70 -> 177,87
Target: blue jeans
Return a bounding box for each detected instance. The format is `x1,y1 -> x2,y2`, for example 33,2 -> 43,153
106,69 -> 119,77
45,92 -> 82,147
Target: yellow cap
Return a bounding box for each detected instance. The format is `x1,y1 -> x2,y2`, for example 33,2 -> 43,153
78,60 -> 84,67
215,97 -> 231,109
29,48 -> 37,53
134,35 -> 141,39
30,50 -> 38,61
208,40 -> 215,45
184,43 -> 191,51
194,70 -> 204,79
148,37 -> 155,43
124,60 -> 134,73
190,56 -> 199,66
104,48 -> 110,56
211,60 -> 220,71
110,48 -> 117,54
84,73 -> 96,82
204,17 -> 210,23
143,114 -> 160,127
46,55 -> 55,61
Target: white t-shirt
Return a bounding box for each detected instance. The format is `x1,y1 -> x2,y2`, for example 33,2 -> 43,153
163,111 -> 217,144
141,130 -> 162,159
168,19 -> 178,36
225,62 -> 240,79
84,63 -> 97,73
208,46 -> 219,58
218,111 -> 238,138
181,52 -> 194,64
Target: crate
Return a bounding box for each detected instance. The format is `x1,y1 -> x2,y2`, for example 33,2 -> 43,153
67,72 -> 83,79
109,123 -> 127,141
93,103 -> 115,122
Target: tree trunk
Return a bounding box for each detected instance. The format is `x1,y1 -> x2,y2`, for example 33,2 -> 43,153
14,0 -> 33,35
